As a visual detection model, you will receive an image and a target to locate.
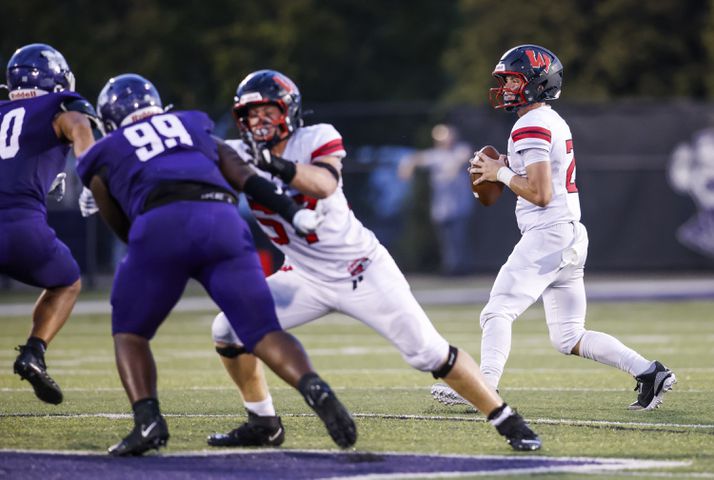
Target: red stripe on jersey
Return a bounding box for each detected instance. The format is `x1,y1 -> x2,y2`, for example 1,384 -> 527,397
511,126 -> 552,143
248,199 -> 275,214
311,139 -> 344,160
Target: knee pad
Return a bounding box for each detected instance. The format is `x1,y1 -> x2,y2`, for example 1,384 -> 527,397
400,336 -> 450,372
431,345 -> 459,379
548,324 -> 585,355
211,312 -> 244,346
215,344 -> 247,358
479,307 -> 516,330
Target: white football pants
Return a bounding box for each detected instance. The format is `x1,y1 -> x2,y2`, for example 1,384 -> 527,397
479,221 -> 589,389
212,244 -> 450,372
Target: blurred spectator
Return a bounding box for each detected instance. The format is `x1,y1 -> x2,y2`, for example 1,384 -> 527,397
399,124 -> 475,275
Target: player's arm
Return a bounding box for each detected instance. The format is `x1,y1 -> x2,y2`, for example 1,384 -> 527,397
289,156 -> 341,199
214,137 -> 317,233
53,112 -> 94,158
53,99 -> 104,158
472,148 -> 552,207
89,175 -> 130,243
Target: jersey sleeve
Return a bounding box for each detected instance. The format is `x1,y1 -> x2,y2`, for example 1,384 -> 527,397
76,139 -> 106,186
309,124 -> 346,161
510,123 -> 551,154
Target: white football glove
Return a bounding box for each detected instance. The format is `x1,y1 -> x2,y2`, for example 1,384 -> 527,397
292,209 -> 323,236
48,173 -> 66,202
78,187 -> 99,217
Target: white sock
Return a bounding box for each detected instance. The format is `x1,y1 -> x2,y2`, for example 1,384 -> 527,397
244,395 -> 276,417
578,330 -> 652,376
480,316 -> 513,391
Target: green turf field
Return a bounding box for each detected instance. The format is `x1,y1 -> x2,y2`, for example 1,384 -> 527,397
1,296 -> 713,478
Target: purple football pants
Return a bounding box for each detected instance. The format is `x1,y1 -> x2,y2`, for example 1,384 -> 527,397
0,209 -> 80,288
110,201 -> 281,351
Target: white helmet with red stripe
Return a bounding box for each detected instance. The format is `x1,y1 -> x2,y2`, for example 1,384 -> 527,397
489,44 -> 563,111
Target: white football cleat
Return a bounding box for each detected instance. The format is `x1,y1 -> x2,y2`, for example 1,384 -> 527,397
431,383 -> 474,408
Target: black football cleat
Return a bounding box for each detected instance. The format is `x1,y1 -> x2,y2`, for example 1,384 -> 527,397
207,410 -> 285,447
108,414 -> 169,456
13,345 -> 63,405
490,406 -> 541,451
300,375 -> 357,449
628,361 -> 677,411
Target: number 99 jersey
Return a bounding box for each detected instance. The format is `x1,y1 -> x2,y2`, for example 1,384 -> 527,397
77,110 -> 233,221
227,123 -> 380,282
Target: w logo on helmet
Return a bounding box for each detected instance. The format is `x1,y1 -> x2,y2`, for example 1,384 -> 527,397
525,50 -> 551,72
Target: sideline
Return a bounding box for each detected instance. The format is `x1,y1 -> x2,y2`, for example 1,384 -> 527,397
1,274 -> 713,317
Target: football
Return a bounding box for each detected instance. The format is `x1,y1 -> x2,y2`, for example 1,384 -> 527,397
470,145 -> 505,206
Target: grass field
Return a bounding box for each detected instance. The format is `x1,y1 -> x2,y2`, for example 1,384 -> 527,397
1,292 -> 713,479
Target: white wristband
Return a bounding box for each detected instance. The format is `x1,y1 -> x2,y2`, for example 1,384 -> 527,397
496,167 -> 516,186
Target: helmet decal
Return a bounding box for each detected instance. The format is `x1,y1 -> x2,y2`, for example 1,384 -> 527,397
525,49 -> 551,72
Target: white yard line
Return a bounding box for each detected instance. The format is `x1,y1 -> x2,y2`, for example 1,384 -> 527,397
1,411 -> 712,430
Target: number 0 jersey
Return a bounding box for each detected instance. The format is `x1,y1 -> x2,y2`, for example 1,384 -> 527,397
227,124 -> 380,282
506,105 -> 581,233
0,91 -> 85,213
77,110 -> 233,221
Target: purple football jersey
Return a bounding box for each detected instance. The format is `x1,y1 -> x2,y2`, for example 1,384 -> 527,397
77,110 -> 234,221
0,91 -> 84,213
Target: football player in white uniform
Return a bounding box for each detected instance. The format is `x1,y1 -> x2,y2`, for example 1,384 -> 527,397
434,45 -> 676,412
207,70 -> 541,451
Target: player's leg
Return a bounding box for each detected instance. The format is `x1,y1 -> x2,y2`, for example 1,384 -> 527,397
208,268 -> 331,446
199,206 -> 355,448
479,229 -> 556,391
340,247 -> 540,450
3,217 -> 82,405
545,270 -> 675,410
106,207 -> 198,456
543,222 -> 675,410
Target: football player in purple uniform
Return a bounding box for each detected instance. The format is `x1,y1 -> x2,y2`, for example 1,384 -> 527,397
77,73 -> 356,456
1,43 -> 99,405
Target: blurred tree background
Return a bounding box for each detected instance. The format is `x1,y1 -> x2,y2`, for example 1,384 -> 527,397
2,0 -> 713,275
3,0 -> 712,117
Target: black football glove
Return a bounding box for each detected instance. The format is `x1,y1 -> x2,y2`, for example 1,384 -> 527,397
243,130 -> 296,184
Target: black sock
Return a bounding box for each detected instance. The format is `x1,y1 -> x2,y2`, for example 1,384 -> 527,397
487,403 -> 508,422
297,372 -> 321,395
26,337 -> 47,354
132,397 -> 160,424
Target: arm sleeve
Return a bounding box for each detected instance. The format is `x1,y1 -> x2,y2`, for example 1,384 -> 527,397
243,175 -> 302,224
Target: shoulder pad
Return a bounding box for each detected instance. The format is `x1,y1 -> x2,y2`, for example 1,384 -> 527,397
60,98 -> 104,140
61,98 -> 98,117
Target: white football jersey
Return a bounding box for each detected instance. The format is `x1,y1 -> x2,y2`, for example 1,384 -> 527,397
506,105 -> 581,233
227,124 -> 380,281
